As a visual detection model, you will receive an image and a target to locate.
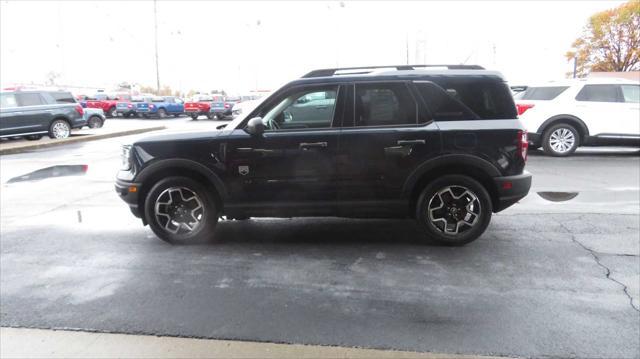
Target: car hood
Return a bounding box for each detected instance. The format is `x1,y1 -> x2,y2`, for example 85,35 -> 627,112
134,129 -> 223,144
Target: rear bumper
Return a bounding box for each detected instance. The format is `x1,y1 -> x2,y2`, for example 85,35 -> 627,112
528,132 -> 541,147
210,108 -> 232,115
492,171 -> 532,212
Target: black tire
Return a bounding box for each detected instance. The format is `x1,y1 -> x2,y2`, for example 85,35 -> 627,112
141,113 -> 148,119
144,176 -> 218,244
415,174 -> 492,246
206,113 -> 214,120
123,113 -> 131,118
107,107 -> 117,118
25,134 -> 43,141
542,123 -> 580,157
191,114 -> 198,120
87,116 -> 104,129
173,114 -> 180,118
48,119 -> 71,139
157,108 -> 167,118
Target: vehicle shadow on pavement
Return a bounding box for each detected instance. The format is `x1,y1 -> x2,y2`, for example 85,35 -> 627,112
211,218 -> 431,246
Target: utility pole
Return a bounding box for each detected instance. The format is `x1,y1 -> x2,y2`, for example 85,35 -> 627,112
153,0 -> 160,92
573,57 -> 577,78
405,33 -> 409,65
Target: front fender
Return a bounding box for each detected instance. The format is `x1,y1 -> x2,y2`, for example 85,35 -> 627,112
135,158 -> 228,201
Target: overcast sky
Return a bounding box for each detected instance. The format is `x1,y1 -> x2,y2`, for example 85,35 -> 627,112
0,0 -> 626,94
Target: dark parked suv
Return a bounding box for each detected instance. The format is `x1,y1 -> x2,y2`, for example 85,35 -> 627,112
116,65 -> 532,245
0,90 -> 86,140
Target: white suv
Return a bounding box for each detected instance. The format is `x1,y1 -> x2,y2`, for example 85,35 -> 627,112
515,78 -> 639,156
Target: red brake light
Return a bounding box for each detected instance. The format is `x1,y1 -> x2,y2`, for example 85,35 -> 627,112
149,104 -> 155,109
75,104 -> 84,116
224,103 -> 230,108
516,103 -> 535,116
518,130 -> 528,161
127,104 -> 133,108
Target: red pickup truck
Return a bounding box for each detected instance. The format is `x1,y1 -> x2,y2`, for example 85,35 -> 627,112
184,94 -> 224,120
83,93 -> 131,118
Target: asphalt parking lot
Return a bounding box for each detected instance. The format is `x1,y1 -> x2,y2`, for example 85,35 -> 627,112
0,125 -> 638,358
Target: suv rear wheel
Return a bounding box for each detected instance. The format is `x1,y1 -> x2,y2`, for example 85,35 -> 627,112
542,123 -> 579,157
48,119 -> 71,139
416,175 -> 492,246
144,176 -> 218,244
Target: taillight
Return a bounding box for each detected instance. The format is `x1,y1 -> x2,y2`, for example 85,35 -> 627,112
224,103 -> 230,109
149,104 -> 155,109
517,130 -> 528,161
516,103 -> 534,116
127,104 -> 133,108
75,104 -> 84,116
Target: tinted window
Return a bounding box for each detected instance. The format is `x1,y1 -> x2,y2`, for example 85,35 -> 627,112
415,82 -> 477,121
16,93 -> 45,106
355,83 -> 416,126
261,86 -> 338,130
520,86 -> 569,100
426,78 -> 516,119
575,85 -> 620,102
621,85 -> 640,103
0,93 -> 18,108
49,91 -> 77,103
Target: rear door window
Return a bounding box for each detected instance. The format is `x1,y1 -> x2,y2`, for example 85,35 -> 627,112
1,93 -> 18,108
354,82 -> 417,126
520,86 -> 569,100
16,93 -> 45,106
575,85 -> 621,102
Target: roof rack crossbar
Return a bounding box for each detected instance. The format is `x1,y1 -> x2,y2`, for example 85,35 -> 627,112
302,64 -> 485,78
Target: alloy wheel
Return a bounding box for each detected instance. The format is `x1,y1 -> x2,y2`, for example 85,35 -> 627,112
549,128 -> 576,153
52,122 -> 70,139
427,185 -> 481,235
154,187 -> 204,235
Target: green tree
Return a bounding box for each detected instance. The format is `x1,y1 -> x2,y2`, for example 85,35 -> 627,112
566,0 -> 640,77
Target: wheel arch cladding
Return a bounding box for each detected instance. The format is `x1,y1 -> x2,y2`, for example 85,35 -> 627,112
404,155 -> 500,215
538,114 -> 589,141
135,159 -> 227,211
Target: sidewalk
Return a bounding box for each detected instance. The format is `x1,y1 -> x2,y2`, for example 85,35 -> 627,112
0,328 -> 508,359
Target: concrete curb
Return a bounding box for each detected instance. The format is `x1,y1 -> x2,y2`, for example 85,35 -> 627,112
0,126 -> 166,156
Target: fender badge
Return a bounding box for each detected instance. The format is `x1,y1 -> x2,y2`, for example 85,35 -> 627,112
238,165 -> 249,176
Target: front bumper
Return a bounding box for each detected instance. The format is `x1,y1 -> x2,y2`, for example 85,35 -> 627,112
492,171 -> 532,212
115,178 -> 143,218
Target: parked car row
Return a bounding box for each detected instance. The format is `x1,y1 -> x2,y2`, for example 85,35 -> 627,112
514,77 -> 640,156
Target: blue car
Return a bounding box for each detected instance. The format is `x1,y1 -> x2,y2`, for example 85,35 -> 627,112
136,96 -> 184,118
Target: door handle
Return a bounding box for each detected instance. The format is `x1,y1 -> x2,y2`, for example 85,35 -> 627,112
397,139 -> 426,146
299,142 -> 328,149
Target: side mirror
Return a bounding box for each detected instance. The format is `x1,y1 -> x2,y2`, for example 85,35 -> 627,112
245,117 -> 265,136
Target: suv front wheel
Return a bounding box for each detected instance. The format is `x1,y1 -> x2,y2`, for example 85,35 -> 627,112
416,175 -> 492,246
144,176 -> 218,244
542,123 -> 580,157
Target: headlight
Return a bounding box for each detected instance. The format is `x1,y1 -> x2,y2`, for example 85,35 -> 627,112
121,145 -> 133,170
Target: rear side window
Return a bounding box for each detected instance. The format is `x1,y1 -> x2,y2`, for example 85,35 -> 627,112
575,85 -> 620,102
520,86 -> 569,100
421,78 -> 516,120
49,91 -> 77,104
1,93 -> 17,108
16,93 -> 45,106
415,82 -> 477,121
355,82 -> 417,126
621,85 -> 639,103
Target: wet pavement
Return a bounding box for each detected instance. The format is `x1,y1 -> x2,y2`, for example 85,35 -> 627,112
0,136 -> 639,358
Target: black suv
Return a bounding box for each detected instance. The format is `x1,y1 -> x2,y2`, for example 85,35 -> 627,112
116,65 -> 532,246
0,90 -> 86,140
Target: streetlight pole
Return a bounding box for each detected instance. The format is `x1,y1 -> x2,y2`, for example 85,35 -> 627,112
153,0 -> 160,92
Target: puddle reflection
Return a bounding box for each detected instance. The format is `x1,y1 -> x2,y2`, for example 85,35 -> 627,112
7,165 -> 88,183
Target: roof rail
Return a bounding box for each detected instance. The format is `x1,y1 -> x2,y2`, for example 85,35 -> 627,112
302,64 -> 485,78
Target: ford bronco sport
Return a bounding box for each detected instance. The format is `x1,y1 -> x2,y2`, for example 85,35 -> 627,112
116,65 -> 532,246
